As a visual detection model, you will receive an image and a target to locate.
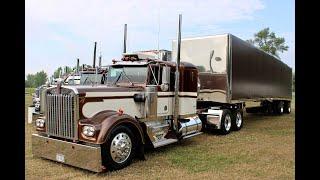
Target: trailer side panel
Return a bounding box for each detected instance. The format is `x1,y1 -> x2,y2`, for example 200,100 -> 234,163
230,35 -> 292,100
172,34 -> 229,103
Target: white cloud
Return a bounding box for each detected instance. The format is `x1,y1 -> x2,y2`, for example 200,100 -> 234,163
26,0 -> 265,76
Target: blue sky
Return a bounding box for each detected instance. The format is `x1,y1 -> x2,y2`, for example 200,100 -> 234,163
25,0 -> 294,78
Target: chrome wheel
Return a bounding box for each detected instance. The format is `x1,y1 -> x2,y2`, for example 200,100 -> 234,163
224,114 -> 232,131
110,132 -> 132,164
280,107 -> 284,113
288,107 -> 291,113
236,112 -> 242,128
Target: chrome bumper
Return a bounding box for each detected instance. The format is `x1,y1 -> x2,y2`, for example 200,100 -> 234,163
32,134 -> 104,172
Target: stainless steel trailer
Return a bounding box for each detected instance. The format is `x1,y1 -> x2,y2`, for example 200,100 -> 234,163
172,34 -> 292,103
173,33 -> 292,134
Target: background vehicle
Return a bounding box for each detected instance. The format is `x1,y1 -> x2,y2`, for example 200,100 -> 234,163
32,43 -> 109,114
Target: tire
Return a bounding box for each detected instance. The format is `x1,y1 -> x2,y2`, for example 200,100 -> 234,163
232,110 -> 243,131
261,101 -> 273,114
220,109 -> 232,135
274,101 -> 284,115
101,125 -> 136,171
284,101 -> 291,114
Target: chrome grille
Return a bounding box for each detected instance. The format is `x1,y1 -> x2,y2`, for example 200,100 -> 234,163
46,94 -> 75,140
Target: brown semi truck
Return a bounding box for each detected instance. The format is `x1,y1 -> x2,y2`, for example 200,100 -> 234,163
32,15 -> 292,172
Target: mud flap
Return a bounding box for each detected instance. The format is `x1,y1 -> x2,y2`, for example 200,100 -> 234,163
137,145 -> 146,160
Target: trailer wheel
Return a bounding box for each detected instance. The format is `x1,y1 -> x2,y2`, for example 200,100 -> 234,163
220,109 -> 232,135
232,110 -> 243,131
274,101 -> 284,115
101,125 -> 136,171
284,101 -> 291,114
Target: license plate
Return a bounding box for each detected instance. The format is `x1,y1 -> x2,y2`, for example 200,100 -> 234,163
56,153 -> 65,163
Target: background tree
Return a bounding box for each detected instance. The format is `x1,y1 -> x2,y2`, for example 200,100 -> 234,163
64,66 -> 73,74
34,71 -> 48,87
53,66 -> 74,78
247,27 -> 289,58
25,74 -> 36,88
25,71 -> 48,88
53,67 -> 63,78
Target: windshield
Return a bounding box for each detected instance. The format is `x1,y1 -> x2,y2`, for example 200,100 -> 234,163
65,76 -> 81,85
106,66 -> 147,85
80,73 -> 104,85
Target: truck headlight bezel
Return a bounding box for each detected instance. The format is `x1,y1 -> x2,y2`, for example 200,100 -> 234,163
82,125 -> 95,137
35,119 -> 45,128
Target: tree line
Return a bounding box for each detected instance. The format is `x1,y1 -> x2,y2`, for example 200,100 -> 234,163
25,65 -> 94,88
25,66 -> 74,88
25,71 -> 48,88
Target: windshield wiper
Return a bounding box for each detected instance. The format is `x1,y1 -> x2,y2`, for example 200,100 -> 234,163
112,71 -> 123,85
122,70 -> 134,86
83,76 -> 94,85
112,70 -> 134,86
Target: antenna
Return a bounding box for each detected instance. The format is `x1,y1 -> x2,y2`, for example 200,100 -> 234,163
123,24 -> 127,54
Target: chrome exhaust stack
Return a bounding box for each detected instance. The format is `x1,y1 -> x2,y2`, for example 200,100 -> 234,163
76,58 -> 80,73
173,14 -> 182,132
123,24 -> 127,54
93,42 -> 97,68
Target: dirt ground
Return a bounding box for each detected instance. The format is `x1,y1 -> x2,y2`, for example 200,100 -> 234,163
25,92 -> 294,180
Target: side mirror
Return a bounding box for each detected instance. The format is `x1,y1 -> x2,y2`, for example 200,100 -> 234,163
161,66 -> 170,91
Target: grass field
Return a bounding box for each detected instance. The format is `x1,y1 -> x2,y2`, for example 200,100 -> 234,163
25,92 -> 294,180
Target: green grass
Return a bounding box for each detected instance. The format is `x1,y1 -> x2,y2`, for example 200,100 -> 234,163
25,88 -> 35,95
168,147 -> 254,173
25,90 -> 295,179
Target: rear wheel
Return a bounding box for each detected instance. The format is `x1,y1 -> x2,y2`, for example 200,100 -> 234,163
220,109 -> 232,135
284,101 -> 291,114
273,101 -> 284,115
101,125 -> 136,170
232,110 -> 243,131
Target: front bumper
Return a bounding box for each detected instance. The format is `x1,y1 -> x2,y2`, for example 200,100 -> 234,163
32,134 -> 104,172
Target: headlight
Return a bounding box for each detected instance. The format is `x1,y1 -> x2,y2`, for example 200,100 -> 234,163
35,119 -> 45,128
82,125 -> 95,137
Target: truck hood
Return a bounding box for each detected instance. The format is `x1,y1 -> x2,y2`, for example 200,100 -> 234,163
62,85 -> 145,95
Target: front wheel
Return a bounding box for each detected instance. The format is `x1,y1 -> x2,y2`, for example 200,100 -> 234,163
101,125 -> 136,171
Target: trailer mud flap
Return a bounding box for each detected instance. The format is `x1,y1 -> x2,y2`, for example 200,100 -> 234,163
204,109 -> 223,129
